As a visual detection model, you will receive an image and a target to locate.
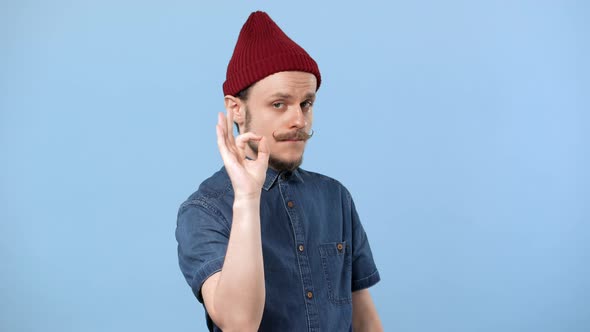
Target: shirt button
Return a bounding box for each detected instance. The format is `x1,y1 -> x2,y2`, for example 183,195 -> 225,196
298,244 -> 304,252
337,243 -> 343,251
307,291 -> 313,299
287,201 -> 294,208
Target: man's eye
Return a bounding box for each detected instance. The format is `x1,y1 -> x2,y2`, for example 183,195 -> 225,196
301,100 -> 313,109
273,102 -> 284,109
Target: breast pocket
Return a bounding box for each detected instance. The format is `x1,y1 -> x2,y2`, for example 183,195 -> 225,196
318,241 -> 352,305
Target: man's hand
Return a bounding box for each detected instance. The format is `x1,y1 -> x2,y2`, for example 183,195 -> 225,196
216,109 -> 270,199
202,109 -> 269,330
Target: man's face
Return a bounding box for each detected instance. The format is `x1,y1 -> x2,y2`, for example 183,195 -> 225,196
240,71 -> 316,171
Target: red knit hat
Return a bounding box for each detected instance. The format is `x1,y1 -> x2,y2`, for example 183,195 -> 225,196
223,11 -> 321,96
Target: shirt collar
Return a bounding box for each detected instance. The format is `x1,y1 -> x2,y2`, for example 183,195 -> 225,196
262,167 -> 305,191
242,156 -> 304,191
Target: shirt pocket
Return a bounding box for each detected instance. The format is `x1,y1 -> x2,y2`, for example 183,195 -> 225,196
318,241 -> 352,305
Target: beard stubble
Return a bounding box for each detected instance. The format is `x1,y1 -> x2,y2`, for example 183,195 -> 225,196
244,108 -> 304,172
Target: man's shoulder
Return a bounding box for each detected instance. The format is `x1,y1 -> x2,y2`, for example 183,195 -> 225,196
179,167 -> 233,211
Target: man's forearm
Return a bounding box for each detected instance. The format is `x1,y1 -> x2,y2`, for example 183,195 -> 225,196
352,289 -> 384,332
213,197 -> 265,330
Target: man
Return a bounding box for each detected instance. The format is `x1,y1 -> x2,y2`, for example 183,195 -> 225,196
176,11 -> 382,331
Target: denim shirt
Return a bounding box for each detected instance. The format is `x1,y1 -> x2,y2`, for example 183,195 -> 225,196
176,166 -> 380,331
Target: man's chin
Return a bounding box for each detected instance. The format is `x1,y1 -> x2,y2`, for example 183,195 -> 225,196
248,140 -> 305,171
268,155 -> 303,172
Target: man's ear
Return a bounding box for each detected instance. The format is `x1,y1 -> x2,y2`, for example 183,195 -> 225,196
224,95 -> 246,130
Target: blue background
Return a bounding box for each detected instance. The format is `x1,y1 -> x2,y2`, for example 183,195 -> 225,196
1,1 -> 588,331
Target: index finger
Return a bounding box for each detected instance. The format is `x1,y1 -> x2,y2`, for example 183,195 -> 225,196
226,108 -> 236,145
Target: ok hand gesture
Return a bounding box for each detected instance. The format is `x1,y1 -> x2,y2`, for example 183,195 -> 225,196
216,109 -> 270,200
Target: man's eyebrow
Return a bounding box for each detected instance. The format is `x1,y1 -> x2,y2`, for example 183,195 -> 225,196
269,93 -> 292,100
268,92 -> 316,100
304,92 -> 316,100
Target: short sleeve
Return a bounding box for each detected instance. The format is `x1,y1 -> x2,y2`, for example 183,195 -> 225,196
349,193 -> 380,292
176,200 -> 230,303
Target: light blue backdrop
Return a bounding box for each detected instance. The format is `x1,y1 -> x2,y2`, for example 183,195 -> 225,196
1,1 -> 588,331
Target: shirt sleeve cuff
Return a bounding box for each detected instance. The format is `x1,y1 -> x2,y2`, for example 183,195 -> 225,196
191,256 -> 225,303
351,269 -> 380,292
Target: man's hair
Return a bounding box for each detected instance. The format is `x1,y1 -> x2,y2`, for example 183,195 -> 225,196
233,86 -> 251,134
235,86 -> 250,101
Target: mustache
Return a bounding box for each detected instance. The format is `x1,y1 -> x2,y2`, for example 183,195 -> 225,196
272,129 -> 314,141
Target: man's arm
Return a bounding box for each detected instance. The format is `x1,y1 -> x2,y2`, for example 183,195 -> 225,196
201,110 -> 270,331
352,289 -> 384,332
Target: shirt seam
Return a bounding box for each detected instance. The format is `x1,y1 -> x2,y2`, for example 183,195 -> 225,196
351,269 -> 380,291
352,268 -> 379,283
179,198 -> 231,233
192,255 -> 225,302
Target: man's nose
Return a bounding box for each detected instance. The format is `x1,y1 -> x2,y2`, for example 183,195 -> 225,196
289,106 -> 306,129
